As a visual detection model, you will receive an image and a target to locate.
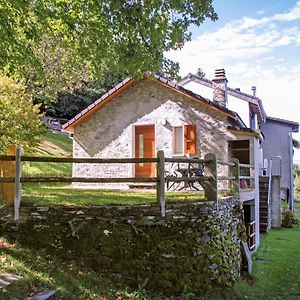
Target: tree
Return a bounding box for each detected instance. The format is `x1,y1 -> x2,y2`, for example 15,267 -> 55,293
45,71 -> 124,119
0,1 -> 217,79
196,67 -> 206,78
0,74 -> 45,153
293,139 -> 300,149
24,39 -> 90,105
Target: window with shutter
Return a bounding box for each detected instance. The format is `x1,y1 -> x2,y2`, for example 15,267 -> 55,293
173,125 -> 196,155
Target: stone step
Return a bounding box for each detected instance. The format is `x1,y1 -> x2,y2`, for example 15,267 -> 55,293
259,176 -> 269,182
260,218 -> 269,223
260,204 -> 269,208
259,186 -> 269,190
259,198 -> 268,202
259,184 -> 269,188
0,273 -> 23,289
24,290 -> 56,300
260,224 -> 268,230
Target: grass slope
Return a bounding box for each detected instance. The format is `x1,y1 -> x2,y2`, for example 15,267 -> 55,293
204,202 -> 300,300
1,132 -> 300,298
36,131 -> 73,156
1,203 -> 300,299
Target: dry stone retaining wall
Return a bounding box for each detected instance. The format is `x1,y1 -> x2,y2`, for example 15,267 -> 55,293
0,197 -> 246,294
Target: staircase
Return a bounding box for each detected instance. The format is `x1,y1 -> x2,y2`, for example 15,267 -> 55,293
259,176 -> 270,233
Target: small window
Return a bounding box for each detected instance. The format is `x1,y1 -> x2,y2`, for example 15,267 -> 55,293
174,127 -> 184,154
173,125 -> 196,155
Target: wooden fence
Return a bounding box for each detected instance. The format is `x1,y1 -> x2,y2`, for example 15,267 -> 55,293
0,147 -> 255,220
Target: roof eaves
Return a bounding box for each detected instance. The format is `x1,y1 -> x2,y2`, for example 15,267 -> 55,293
266,116 -> 299,132
228,126 -> 263,139
181,73 -> 268,124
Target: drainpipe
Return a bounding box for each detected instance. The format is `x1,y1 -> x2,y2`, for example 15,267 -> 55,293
253,137 -> 260,249
288,131 -> 294,210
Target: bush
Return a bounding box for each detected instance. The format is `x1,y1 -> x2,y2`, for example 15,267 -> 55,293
0,73 -> 45,153
282,210 -> 299,228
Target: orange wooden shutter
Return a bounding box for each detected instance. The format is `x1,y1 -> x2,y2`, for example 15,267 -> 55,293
184,125 -> 196,155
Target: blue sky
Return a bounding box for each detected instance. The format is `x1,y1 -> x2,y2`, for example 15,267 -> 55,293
167,0 -> 300,160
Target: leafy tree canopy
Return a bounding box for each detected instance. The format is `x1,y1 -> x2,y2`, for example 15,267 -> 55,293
0,0 -> 217,79
293,139 -> 300,149
0,73 -> 45,153
42,71 -> 124,119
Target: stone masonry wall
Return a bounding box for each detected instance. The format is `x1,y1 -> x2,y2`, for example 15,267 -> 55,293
72,80 -> 230,189
0,197 -> 246,294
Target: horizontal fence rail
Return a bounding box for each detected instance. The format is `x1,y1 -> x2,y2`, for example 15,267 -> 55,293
0,177 -> 158,183
165,157 -> 208,163
0,155 -> 158,164
216,160 -> 235,167
0,147 -> 257,221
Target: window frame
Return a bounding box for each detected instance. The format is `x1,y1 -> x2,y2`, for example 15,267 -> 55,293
173,126 -> 184,155
173,124 -> 196,156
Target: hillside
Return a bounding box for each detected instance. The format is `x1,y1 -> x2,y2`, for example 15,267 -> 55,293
22,131 -> 72,178
35,131 -> 72,157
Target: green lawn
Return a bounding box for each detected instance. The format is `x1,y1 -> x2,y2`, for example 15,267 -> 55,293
19,130 -> 205,206
22,183 -> 204,206
203,201 -> 300,300
2,132 -> 300,298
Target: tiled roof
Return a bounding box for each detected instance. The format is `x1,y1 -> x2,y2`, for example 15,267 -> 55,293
62,77 -> 134,131
63,74 -> 243,132
179,73 -> 267,124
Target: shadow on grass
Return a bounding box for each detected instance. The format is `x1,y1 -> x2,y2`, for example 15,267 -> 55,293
22,183 -> 204,206
0,236 -> 137,300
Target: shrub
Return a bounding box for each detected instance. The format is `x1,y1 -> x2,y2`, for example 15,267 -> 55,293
0,73 -> 45,153
282,210 -> 299,228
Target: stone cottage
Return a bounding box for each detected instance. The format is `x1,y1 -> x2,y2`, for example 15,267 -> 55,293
62,72 -> 261,186
63,70 -> 263,249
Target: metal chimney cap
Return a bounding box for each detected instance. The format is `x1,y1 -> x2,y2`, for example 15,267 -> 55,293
213,68 -> 227,82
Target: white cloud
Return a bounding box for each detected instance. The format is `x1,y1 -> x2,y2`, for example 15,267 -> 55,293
234,1 -> 300,30
272,1 -> 300,21
166,1 -> 300,157
166,1 -> 300,79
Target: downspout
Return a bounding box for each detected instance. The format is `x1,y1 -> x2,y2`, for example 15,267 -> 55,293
253,137 -> 260,249
268,159 -> 273,229
288,131 -> 294,210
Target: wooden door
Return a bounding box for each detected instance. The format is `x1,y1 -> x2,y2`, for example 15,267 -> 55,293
135,125 -> 155,177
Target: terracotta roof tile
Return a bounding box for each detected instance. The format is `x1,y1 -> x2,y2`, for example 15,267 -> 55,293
63,74 -> 242,132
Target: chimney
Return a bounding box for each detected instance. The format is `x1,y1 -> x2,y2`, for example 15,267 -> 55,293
212,69 -> 228,107
251,86 -> 256,97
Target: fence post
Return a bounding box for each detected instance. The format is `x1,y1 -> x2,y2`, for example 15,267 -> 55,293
14,147 -> 22,221
3,145 -> 16,205
156,150 -> 165,217
231,158 -> 240,196
203,153 -> 218,201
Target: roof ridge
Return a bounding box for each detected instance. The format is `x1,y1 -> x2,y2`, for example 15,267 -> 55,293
63,73 -> 244,132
